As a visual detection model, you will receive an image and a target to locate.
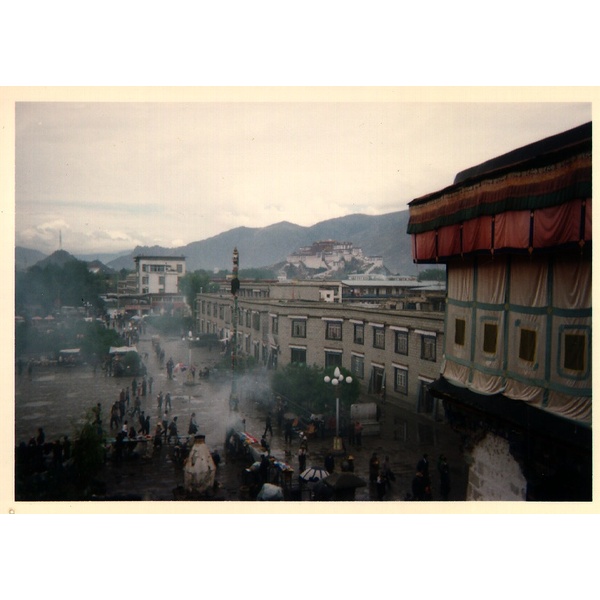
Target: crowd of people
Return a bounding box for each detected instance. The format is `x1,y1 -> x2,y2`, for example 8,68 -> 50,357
16,427 -> 72,476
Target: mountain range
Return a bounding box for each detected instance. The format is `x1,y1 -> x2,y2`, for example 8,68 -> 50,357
16,209 -> 418,275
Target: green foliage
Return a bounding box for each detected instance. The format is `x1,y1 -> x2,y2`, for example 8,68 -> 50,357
179,271 -> 214,315
76,321 -> 122,360
16,260 -> 106,316
271,363 -> 360,415
418,267 -> 446,281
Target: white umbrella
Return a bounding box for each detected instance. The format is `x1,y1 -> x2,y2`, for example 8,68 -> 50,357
299,466 -> 330,483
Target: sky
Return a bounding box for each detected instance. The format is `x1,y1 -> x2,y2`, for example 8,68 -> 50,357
14,93 -> 592,257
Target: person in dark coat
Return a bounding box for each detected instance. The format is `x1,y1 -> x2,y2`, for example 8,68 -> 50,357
298,446 -> 307,473
324,453 -> 335,473
417,453 -> 432,500
376,473 -> 387,500
369,452 -> 380,483
284,420 -> 294,445
263,413 -> 273,437
417,453 -> 430,479
259,454 -> 270,484
438,454 -> 451,501
412,470 -> 426,500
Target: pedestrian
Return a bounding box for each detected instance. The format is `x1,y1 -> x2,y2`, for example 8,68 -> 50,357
153,423 -> 163,448
188,412 -> 198,435
438,454 -> 451,501
162,411 -> 169,442
125,387 -> 130,408
165,392 -> 172,411
298,446 -> 307,473
148,376 -> 153,395
324,452 -> 335,473
52,439 -> 63,469
132,378 -> 138,397
299,434 -> 308,451
417,453 -> 431,498
382,455 -> 395,490
167,416 -> 178,444
110,401 -> 120,430
260,435 -> 270,455
417,453 -> 430,479
141,377 -> 147,397
138,410 -> 146,433
412,469 -> 426,501
132,395 -> 141,417
369,452 -> 380,483
284,420 -> 294,445
157,391 -> 163,412
376,473 -> 387,500
263,413 -> 273,437
118,396 -> 126,422
62,436 -> 71,461
354,421 -> 363,448
259,453 -> 270,484
144,414 -> 150,436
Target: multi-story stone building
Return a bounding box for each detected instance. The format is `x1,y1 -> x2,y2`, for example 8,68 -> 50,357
113,255 -> 188,317
134,255 -> 186,294
408,121 -> 592,500
196,281 -> 445,418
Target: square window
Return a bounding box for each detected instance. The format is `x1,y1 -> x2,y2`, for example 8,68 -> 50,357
325,352 -> 342,368
519,329 -> 537,362
291,348 -> 306,364
292,320 -> 306,338
394,367 -> 408,394
395,331 -> 408,355
564,333 -> 585,371
483,323 -> 498,354
421,335 -> 436,361
373,327 -> 385,349
455,319 -> 466,346
326,321 -> 343,340
354,324 -> 364,345
351,355 -> 364,379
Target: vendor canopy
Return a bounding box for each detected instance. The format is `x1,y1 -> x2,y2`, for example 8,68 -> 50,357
109,346 -> 138,354
407,122 -> 592,262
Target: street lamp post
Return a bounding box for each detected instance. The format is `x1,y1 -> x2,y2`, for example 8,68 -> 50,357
324,366 -> 352,453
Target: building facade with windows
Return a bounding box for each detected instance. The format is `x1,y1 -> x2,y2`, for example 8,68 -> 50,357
408,122 -> 592,500
196,285 -> 445,418
117,255 -> 188,317
134,255 -> 186,294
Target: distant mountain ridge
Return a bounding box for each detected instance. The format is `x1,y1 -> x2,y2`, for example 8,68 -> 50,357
16,209 -> 417,275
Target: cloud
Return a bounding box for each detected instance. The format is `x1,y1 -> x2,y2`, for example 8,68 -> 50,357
15,99 -> 592,255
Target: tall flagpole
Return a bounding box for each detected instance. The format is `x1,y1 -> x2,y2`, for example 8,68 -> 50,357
230,247 -> 240,410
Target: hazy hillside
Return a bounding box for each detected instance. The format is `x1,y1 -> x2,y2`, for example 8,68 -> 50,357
106,210 -> 416,275
15,247 -> 47,271
32,249 -> 80,268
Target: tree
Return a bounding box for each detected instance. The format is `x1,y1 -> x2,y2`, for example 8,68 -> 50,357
179,271 -> 210,315
418,267 -> 446,281
271,363 -> 360,416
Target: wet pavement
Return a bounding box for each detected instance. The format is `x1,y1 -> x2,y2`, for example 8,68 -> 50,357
15,327 -> 469,505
